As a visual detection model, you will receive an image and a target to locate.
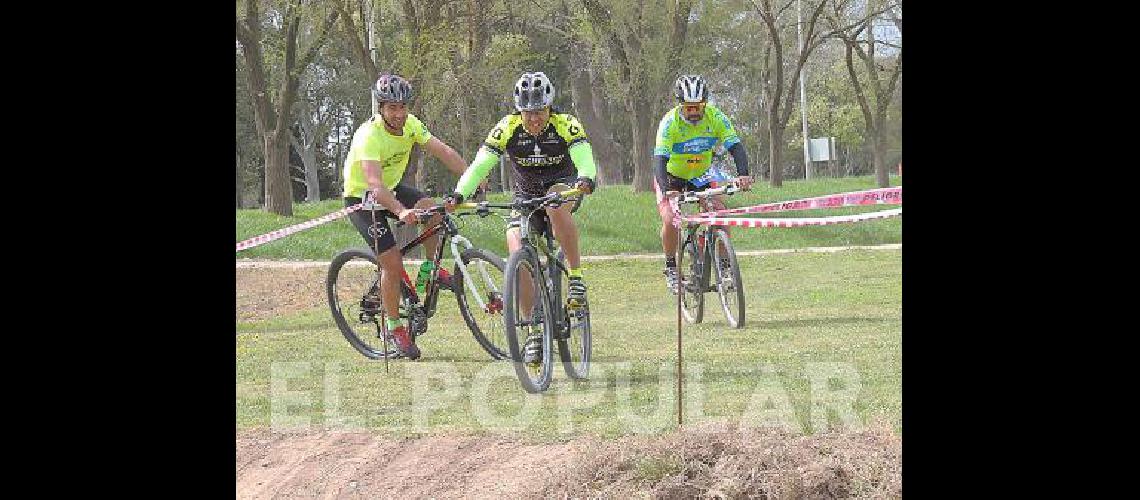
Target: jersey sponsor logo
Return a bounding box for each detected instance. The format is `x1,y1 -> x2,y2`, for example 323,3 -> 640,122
515,154 -> 566,167
382,151 -> 407,169
491,127 -> 503,141
672,136 -> 718,154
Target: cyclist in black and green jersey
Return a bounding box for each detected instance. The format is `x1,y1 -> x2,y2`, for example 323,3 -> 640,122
446,71 -> 598,364
654,74 -> 754,292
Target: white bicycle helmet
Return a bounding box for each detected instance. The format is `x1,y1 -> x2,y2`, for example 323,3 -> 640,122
513,71 -> 555,111
674,74 -> 708,103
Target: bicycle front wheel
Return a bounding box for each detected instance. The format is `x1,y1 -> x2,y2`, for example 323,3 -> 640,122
553,249 -> 591,380
454,247 -> 509,360
502,246 -> 555,393
327,248 -> 410,359
679,237 -> 704,324
711,230 -> 746,328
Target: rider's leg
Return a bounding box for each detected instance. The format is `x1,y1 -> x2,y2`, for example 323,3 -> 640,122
546,188 -> 580,270
378,245 -> 420,358
378,246 -> 405,323
546,185 -> 586,306
654,178 -> 683,292
346,202 -> 420,357
414,197 -> 442,259
655,178 -> 680,264
346,200 -> 402,293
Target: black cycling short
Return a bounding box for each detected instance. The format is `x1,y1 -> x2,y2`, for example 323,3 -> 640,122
652,173 -> 702,194
507,175 -> 578,238
345,184 -> 428,255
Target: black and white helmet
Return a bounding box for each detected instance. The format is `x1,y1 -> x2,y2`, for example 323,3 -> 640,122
674,74 -> 708,103
514,71 -> 555,111
372,74 -> 413,104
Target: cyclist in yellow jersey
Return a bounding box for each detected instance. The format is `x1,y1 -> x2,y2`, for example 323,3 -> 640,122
342,73 -> 469,360
654,75 -> 754,292
445,71 -> 598,365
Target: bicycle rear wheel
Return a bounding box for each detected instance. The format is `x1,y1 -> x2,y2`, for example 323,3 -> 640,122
502,246 -> 555,393
552,249 -> 591,380
711,230 -> 746,328
327,248 -> 412,359
454,247 -> 509,360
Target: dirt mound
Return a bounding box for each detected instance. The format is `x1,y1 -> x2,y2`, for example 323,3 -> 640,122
236,424 -> 900,498
542,423 -> 900,498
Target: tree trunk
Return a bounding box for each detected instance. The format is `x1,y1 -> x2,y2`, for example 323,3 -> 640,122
304,156 -> 320,202
767,106 -> 784,187
873,124 -> 889,187
236,150 -> 243,208
237,1 -> 339,215
291,126 -> 322,202
335,108 -> 344,191
592,85 -> 626,183
264,132 -> 293,216
628,94 -> 656,192
568,52 -> 620,186
828,137 -> 837,177
834,0 -> 901,188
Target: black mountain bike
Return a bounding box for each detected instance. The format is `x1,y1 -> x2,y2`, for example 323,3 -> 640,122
674,182 -> 747,328
326,202 -> 509,360
474,188 -> 591,393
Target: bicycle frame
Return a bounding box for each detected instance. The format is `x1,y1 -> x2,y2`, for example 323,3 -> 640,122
391,205 -> 504,319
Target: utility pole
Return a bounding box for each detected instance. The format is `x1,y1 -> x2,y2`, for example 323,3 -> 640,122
797,0 -> 812,179
368,1 -> 378,114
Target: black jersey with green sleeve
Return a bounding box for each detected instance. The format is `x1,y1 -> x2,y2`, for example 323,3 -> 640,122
455,109 -> 596,198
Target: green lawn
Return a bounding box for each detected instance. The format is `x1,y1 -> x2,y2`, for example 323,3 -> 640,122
236,249 -> 901,440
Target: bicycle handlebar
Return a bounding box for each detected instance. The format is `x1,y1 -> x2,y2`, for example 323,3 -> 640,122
369,188 -> 584,227
671,181 -> 740,204
465,187 -> 584,213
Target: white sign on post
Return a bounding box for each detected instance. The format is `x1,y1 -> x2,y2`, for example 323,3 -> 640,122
809,137 -> 836,162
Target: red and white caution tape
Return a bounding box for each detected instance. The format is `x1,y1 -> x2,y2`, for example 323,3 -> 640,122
695,187 -> 901,217
683,207 -> 901,228
672,186 -> 902,229
236,203 -> 364,252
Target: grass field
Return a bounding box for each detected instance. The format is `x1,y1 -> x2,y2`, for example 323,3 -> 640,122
236,175 -> 902,260
236,249 -> 901,441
